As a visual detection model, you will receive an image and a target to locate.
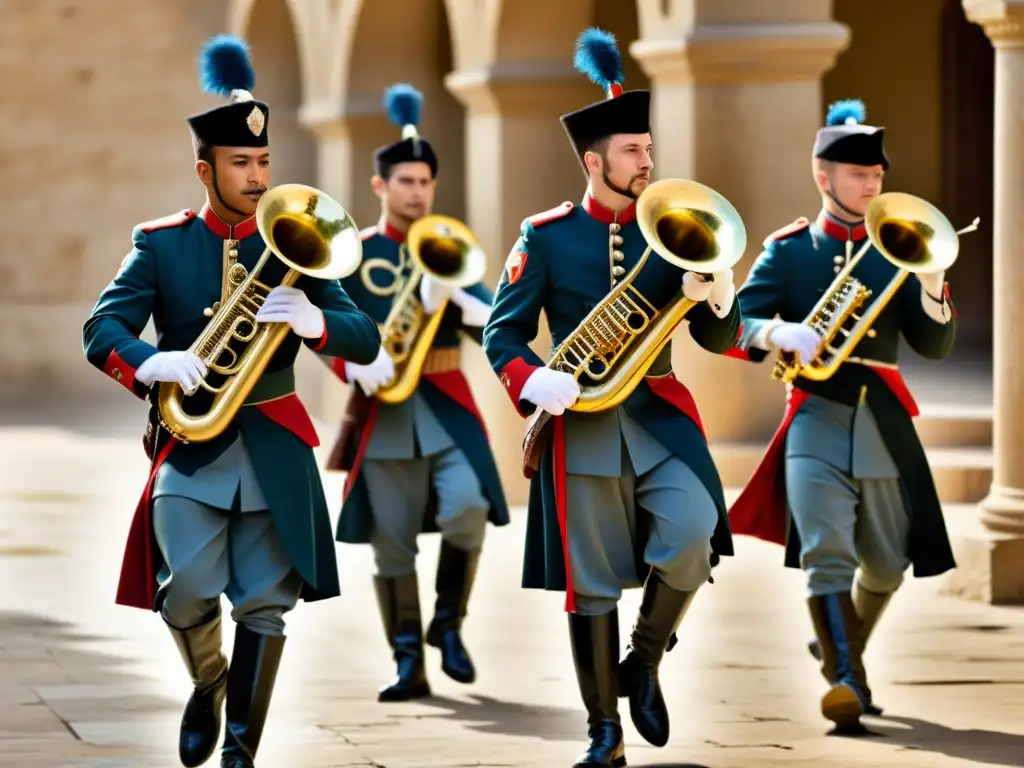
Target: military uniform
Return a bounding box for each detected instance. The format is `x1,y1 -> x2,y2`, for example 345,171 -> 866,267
483,29 -> 737,767
82,36 -> 380,768
725,100 -> 956,731
322,83 -> 509,703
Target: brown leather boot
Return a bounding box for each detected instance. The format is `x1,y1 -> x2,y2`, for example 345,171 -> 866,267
807,593 -> 871,732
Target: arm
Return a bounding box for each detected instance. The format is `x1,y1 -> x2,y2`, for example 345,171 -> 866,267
453,281 -> 493,346
686,272 -> 743,354
482,227 -> 550,417
726,244 -> 789,363
899,272 -> 956,360
300,278 -> 381,365
81,227 -> 161,399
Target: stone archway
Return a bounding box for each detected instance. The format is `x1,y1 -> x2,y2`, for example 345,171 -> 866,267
342,0 -> 465,227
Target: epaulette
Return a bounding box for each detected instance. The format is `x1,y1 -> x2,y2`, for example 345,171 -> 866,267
138,208 -> 196,234
359,226 -> 378,242
762,216 -> 809,247
527,201 -> 574,229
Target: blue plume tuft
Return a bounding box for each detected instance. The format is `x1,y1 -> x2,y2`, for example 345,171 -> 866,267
826,99 -> 866,127
198,34 -> 255,95
384,83 -> 423,128
573,27 -> 623,89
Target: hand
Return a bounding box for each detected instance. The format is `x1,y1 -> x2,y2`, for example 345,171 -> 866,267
768,323 -> 821,364
344,347 -> 396,396
682,271 -> 714,302
705,268 -> 736,318
419,275 -> 452,314
254,285 -> 325,339
520,368 -> 580,416
136,351 -> 207,392
918,271 -> 945,300
450,287 -> 491,327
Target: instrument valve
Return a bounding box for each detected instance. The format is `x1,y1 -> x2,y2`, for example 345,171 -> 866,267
203,301 -> 222,318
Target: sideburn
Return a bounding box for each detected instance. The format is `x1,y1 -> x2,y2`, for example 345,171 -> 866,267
601,152 -> 637,200
209,161 -> 250,218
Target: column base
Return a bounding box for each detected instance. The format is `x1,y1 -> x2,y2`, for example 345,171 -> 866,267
940,487 -> 1024,604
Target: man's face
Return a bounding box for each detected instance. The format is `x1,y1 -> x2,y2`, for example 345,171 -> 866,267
588,133 -> 653,199
820,162 -> 884,216
373,162 -> 435,223
199,147 -> 270,217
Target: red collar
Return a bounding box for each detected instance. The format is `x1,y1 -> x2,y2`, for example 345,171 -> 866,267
582,192 -> 637,225
378,216 -> 408,244
200,203 -> 260,240
816,210 -> 866,242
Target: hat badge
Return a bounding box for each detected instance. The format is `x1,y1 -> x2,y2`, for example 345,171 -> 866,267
246,105 -> 265,137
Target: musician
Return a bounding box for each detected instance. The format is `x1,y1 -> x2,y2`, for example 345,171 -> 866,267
322,83 -> 509,703
82,36 -> 380,768
483,29 -> 738,767
725,99 -> 956,732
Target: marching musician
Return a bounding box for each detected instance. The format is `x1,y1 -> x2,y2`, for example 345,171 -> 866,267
483,29 -> 739,767
725,99 -> 957,732
322,84 -> 509,702
81,36 -> 380,768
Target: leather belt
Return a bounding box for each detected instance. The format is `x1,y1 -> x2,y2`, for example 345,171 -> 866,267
422,347 -> 461,375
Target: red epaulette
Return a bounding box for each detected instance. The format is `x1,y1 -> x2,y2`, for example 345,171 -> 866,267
527,201 -> 574,229
359,226 -> 378,242
763,216 -> 809,247
139,209 -> 196,234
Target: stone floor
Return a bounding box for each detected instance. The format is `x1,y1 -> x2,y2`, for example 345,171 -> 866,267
1,401 -> 1023,767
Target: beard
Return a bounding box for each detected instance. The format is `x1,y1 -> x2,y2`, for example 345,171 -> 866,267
602,170 -> 648,200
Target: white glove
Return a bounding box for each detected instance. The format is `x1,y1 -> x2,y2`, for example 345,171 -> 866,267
520,368 -> 580,416
450,288 -> 491,327
768,322 -> 821,364
344,347 -> 396,396
136,351 -> 207,393
705,269 -> 736,318
919,271 -> 945,298
918,271 -> 951,323
254,285 -> 325,339
682,271 -> 713,302
419,275 -> 451,314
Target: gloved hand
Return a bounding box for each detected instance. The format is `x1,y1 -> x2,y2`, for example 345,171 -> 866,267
345,347 -> 396,396
136,351 -> 207,393
918,271 -> 945,300
254,285 -> 325,339
705,268 -> 736,318
419,275 -> 452,314
521,368 -> 580,416
768,322 -> 821,364
450,287 -> 491,327
682,271 -> 714,302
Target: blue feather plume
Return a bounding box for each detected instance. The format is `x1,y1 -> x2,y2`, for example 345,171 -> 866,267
384,84 -> 423,128
826,99 -> 866,126
573,28 -> 623,89
198,34 -> 255,96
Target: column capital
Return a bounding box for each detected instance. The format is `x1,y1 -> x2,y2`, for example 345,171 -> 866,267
444,62 -> 592,115
629,22 -> 851,85
963,1 -> 1024,47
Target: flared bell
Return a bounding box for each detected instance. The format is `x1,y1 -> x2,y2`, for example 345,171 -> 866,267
406,214 -> 487,289
864,191 -> 960,274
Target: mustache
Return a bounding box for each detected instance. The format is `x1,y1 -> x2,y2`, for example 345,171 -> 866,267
242,186 -> 267,195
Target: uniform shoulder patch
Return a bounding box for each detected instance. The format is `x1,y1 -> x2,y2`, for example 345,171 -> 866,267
763,217 -> 809,247
359,225 -> 378,242
527,201 -> 574,230
505,249 -> 528,284
138,208 -> 196,234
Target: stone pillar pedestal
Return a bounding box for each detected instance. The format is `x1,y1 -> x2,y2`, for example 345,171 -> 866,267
444,69 -> 594,506
629,3 -> 850,451
942,1 -> 1024,604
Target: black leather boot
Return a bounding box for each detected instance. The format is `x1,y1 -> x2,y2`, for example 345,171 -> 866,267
568,610 -> 627,767
617,570 -> 696,747
375,572 -> 431,702
167,609 -> 228,768
807,579 -> 892,715
426,541 -> 480,684
220,624 -> 285,767
807,593 -> 870,732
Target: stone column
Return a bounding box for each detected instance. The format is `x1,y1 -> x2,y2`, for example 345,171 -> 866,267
628,2 -> 851,463
444,70 -> 594,506
943,1 -> 1024,603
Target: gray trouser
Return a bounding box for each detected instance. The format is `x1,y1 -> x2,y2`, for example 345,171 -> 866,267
363,445 -> 489,578
786,457 -> 911,598
566,452 -> 718,616
153,495 -> 303,636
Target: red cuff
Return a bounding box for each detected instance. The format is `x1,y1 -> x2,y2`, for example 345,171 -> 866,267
103,350 -> 143,399
723,346 -> 751,360
499,357 -> 540,415
306,311 -> 328,352
330,357 -> 347,383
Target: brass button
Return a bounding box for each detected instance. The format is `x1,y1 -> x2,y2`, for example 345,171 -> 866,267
612,250 -> 624,262
228,248 -> 239,258
610,235 -> 624,246
609,223 -> 621,234
112,368 -> 123,381
833,255 -> 844,265
612,265 -> 625,277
